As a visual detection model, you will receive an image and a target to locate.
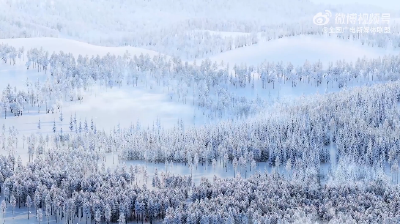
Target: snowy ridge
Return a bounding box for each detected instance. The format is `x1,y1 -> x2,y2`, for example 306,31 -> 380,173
0,37 -> 162,58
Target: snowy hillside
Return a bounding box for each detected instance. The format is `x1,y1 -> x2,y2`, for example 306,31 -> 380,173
0,38 -> 162,58
207,35 -> 398,66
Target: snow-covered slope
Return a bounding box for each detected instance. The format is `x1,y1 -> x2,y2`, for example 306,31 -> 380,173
207,35 -> 397,67
3,35 -> 395,69
0,37 -> 162,58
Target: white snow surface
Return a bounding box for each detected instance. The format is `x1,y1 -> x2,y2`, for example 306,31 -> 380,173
207,35 -> 398,67
2,35 -> 396,69
0,37 -> 162,58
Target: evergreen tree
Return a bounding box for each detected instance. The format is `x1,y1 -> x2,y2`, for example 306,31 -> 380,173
69,114 -> 73,131
26,195 -> 32,219
84,119 -> 88,133
53,120 -> 56,133
91,118 -> 94,131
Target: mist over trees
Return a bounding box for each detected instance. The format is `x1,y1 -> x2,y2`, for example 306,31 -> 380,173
1,43 -> 400,122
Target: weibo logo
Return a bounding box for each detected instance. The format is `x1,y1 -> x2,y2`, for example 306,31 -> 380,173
313,10 -> 332,26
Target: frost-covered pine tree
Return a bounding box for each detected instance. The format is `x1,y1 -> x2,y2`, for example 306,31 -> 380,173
73,113 -> 77,126
10,194 -> 16,216
239,155 -> 247,177
212,158 -> 217,170
142,168 -> 148,184
95,209 -> 101,224
83,201 -> 91,224
45,204 -> 51,224
38,119 -> 41,130
1,95 -> 9,119
53,120 -> 56,133
194,153 -> 199,170
26,195 -> 32,219
224,153 -> 229,172
1,200 -> 6,222
37,208 -> 43,224
90,118 -> 94,131
233,157 -> 238,178
59,110 -> 63,122
118,212 -> 125,224
104,204 -> 111,224
84,118 -> 88,133
69,114 -> 73,131
251,160 -> 257,172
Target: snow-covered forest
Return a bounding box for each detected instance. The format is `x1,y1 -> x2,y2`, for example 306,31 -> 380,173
1,0 -> 400,223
